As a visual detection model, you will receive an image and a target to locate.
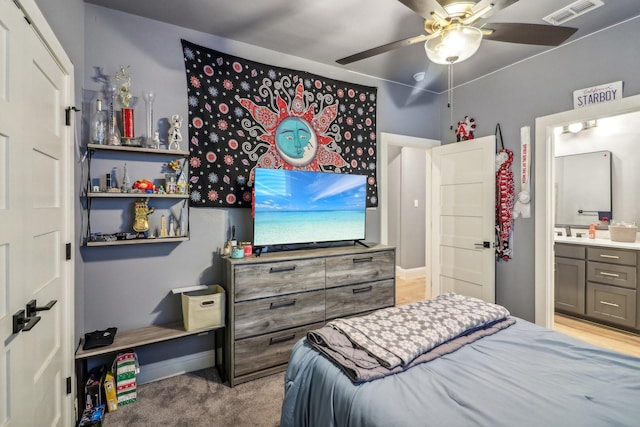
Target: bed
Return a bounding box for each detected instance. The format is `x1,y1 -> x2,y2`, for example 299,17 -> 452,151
280,293 -> 640,427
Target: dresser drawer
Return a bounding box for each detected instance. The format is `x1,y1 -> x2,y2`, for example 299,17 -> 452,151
587,261 -> 636,289
234,322 -> 323,377
587,247 -> 637,266
326,250 -> 395,288
234,258 -> 325,302
586,282 -> 636,328
555,244 -> 585,259
235,290 -> 325,339
325,279 -> 395,320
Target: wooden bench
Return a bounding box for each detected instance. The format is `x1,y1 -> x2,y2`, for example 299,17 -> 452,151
75,322 -> 225,418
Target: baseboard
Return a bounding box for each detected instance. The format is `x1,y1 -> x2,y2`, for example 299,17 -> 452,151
136,350 -> 215,385
396,266 -> 426,280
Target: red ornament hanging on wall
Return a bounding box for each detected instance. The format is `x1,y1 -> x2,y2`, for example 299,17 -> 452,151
456,116 -> 476,142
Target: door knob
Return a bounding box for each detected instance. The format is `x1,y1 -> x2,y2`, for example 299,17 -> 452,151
12,309 -> 41,334
474,241 -> 491,248
25,299 -> 57,318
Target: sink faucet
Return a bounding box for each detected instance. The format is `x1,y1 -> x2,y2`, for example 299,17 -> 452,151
564,226 -> 571,237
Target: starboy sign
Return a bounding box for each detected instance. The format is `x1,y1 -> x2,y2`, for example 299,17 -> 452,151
573,81 -> 623,109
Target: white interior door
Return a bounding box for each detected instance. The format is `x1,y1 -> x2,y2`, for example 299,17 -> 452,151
431,136 -> 496,302
0,0 -> 73,425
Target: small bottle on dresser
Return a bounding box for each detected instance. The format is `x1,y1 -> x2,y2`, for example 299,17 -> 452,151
588,224 -> 596,239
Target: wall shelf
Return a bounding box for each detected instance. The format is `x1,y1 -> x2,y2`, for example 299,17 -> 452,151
87,143 -> 188,156
87,192 -> 189,199
86,236 -> 189,247
84,142 -> 190,246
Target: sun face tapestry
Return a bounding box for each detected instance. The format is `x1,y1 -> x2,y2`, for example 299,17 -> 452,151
181,39 -> 378,208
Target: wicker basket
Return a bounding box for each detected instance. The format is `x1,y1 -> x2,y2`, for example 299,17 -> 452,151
608,224 -> 638,242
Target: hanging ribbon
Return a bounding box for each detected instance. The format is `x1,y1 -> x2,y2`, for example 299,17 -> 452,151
495,124 -> 514,261
513,126 -> 531,219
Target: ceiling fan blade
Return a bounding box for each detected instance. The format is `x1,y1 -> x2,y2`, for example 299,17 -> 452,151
482,23 -> 577,46
472,0 -> 519,19
336,34 -> 429,65
397,0 -> 448,20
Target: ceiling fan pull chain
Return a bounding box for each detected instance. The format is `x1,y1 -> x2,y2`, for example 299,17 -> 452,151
448,63 -> 454,130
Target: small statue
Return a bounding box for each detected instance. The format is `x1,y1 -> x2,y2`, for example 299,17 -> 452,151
168,114 -> 183,150
122,163 -> 132,193
151,130 -> 160,149
159,214 -> 168,238
132,199 -> 155,233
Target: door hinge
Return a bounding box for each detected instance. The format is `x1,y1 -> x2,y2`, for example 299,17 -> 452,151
66,376 -> 72,395
65,106 -> 80,126
66,243 -> 72,260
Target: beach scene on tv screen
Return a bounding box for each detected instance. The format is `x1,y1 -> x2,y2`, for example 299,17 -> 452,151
254,169 -> 366,246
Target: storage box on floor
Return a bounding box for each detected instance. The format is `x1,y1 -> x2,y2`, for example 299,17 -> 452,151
173,284 -> 226,331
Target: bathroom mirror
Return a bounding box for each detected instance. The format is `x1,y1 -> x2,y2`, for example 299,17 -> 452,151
554,151 -> 611,226
553,109 -> 640,228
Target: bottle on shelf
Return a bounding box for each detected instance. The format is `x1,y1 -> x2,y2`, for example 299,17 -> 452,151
589,223 -> 596,239
106,85 -> 121,146
90,98 -> 107,145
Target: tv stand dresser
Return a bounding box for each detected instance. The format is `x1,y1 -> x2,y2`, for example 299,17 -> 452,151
222,244 -> 395,386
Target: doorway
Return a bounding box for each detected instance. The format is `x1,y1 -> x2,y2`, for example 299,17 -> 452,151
534,93 -> 640,328
379,133 -> 439,299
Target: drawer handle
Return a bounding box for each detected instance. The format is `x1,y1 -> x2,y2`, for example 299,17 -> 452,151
353,285 -> 373,294
269,334 -> 296,345
599,300 -> 620,308
599,254 -> 620,259
269,265 -> 296,273
599,271 -> 620,278
270,300 -> 296,309
353,257 -> 373,264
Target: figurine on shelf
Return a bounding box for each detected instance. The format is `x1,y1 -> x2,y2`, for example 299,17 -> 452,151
169,217 -> 176,237
159,215 -> 168,238
168,115 -> 183,150
122,163 -> 132,193
132,199 -> 154,233
151,130 -> 161,149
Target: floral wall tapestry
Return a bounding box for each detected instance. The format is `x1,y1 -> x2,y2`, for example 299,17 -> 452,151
181,39 -> 378,208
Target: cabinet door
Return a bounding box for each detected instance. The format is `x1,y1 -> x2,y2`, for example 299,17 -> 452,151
555,257 -> 586,315
586,283 -> 636,328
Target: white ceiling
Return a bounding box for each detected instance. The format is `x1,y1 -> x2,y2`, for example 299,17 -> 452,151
84,0 -> 640,93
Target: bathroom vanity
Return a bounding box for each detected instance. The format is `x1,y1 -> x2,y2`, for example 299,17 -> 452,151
555,236 -> 639,332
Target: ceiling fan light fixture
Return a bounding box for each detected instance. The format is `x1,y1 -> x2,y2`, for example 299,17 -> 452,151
424,25 -> 483,64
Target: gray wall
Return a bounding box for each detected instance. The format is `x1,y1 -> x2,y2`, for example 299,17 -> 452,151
387,146 -> 402,261
79,4 -> 440,358
399,147 -> 426,269
439,16 -> 640,320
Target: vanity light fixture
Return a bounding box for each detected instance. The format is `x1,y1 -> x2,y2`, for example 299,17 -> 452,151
562,119 -> 598,134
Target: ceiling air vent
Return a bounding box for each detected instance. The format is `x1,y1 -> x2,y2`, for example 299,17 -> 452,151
543,0 -> 604,26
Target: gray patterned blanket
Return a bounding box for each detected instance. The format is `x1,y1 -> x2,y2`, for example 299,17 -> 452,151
318,292 -> 511,369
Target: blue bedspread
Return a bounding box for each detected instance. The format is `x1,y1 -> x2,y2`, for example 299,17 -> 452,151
281,318 -> 640,427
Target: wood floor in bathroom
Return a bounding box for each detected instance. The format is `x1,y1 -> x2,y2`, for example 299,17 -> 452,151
396,275 -> 640,358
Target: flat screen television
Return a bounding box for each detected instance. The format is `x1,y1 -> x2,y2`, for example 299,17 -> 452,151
253,168 -> 367,247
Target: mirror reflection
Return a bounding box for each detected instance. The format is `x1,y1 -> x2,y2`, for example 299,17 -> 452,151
555,151 -> 611,226
554,110 -> 640,227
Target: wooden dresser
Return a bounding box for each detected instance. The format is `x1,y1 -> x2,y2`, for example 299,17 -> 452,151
222,244 -> 395,386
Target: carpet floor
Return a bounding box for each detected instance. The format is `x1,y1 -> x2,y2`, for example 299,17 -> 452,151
102,368 -> 284,427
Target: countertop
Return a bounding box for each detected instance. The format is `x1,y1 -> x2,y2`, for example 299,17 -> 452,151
555,235 -> 640,250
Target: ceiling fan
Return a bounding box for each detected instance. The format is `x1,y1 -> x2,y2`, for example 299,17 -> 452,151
336,0 -> 578,65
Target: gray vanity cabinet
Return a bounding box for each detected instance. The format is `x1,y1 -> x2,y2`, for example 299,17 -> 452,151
586,247 -> 637,328
554,243 -> 586,315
